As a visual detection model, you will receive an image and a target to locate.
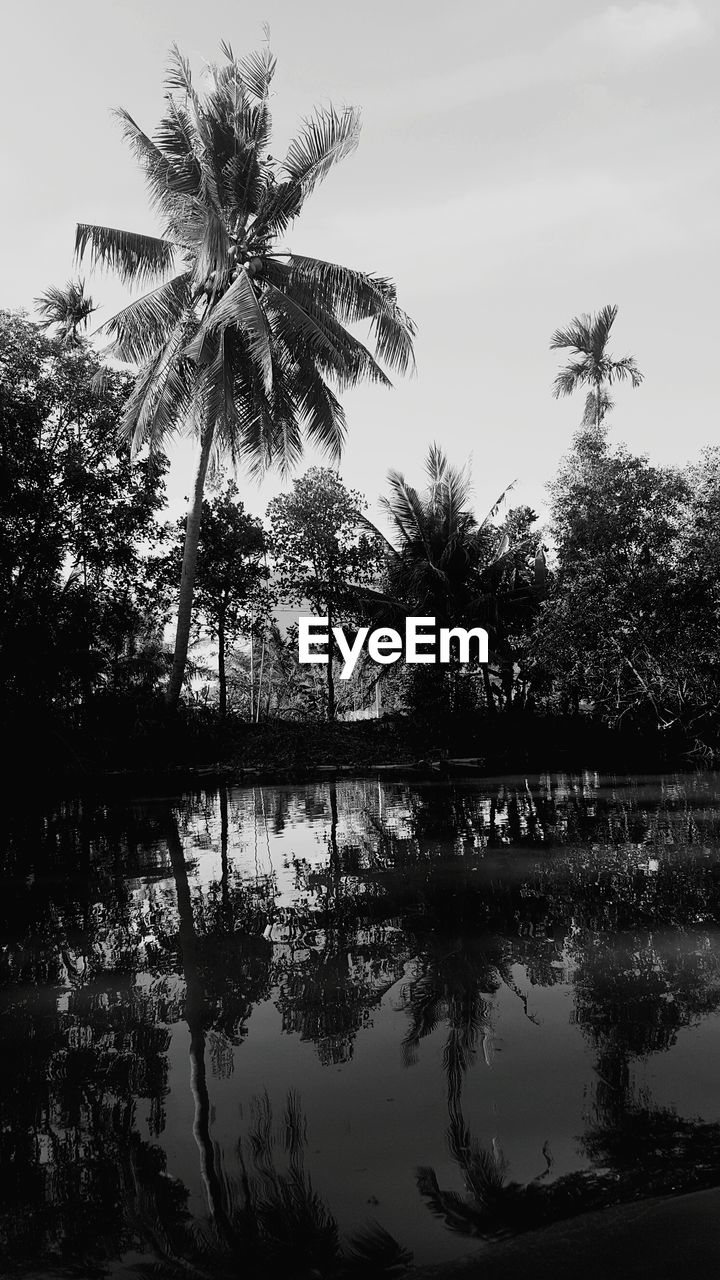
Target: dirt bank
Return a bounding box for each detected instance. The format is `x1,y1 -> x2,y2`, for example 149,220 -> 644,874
413,1186 -> 720,1279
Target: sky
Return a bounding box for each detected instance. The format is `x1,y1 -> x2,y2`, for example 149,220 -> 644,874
2,0 -> 718,531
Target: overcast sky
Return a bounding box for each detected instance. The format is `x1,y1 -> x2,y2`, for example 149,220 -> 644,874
2,0 -> 718,529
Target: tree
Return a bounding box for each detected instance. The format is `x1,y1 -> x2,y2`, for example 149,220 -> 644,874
35,279 -> 97,347
530,426 -> 710,731
372,445 -> 543,713
75,40 -> 415,712
0,310 -> 167,728
159,483 -> 270,716
551,304 -> 642,428
267,468 -> 383,720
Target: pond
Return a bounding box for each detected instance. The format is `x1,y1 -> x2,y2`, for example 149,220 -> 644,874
3,772 -> 720,1276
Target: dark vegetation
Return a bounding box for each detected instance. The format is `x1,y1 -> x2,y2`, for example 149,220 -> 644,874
3,298 -> 719,785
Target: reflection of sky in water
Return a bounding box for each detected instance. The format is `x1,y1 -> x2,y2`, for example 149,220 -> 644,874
6,772 -> 720,1268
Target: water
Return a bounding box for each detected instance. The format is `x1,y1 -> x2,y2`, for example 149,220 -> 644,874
3,772 -> 720,1275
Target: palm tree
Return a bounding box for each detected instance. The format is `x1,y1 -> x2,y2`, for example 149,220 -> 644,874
35,279 -> 97,346
367,444 -> 540,711
551,304 -> 642,428
379,444 -> 508,623
75,41 -> 415,709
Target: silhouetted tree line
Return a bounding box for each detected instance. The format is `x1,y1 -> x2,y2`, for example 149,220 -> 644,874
3,297 -> 720,762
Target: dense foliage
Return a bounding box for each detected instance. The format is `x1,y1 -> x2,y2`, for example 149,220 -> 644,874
2,283 -> 720,765
532,426 -> 720,751
157,483 -> 271,717
0,311 -> 167,739
267,468 -> 384,720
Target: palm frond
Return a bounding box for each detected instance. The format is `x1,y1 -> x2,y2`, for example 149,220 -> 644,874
282,105 -> 361,195
380,471 -> 434,558
231,43 -> 277,102
75,223 -> 177,287
552,358 -> 592,399
285,254 -> 416,375
101,273 -> 193,362
549,314 -> 595,352
263,262 -> 395,389
196,330 -> 239,452
164,42 -> 198,100
590,303 -> 618,360
607,354 -> 643,387
120,318 -> 195,450
477,481 -> 517,530
345,1220 -> 412,1269
285,357 -> 347,461
112,108 -> 198,212
251,180 -> 304,238
198,268 -> 273,390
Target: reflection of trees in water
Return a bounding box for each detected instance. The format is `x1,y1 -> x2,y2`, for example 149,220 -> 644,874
572,928 -> 720,1125
399,935 -> 500,1100
6,775 -> 720,1266
0,799 -> 182,1267
122,1089 -> 412,1279
417,1098 -> 720,1242
272,782 -> 411,1064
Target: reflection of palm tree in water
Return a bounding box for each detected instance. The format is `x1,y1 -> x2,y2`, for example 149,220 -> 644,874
401,938 -> 497,1084
416,926 -> 720,1239
127,1087 -> 411,1277
402,936 -> 518,1236
404,934 -> 558,1238
162,808 -> 237,1246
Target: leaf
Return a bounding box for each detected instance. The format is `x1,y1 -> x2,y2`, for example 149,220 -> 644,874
285,254 -> 416,376
282,104 -> 361,195
75,223 -> 177,287
198,268 -> 272,391
102,273 -> 193,363
345,1220 -> 412,1269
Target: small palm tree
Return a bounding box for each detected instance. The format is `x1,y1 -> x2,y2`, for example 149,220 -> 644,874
35,279 -> 97,346
366,445 -> 539,710
75,41 -> 415,709
378,444 -> 515,624
550,304 -> 642,428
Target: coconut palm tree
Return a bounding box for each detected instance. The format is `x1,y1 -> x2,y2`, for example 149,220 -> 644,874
550,304 -> 642,428
75,41 -> 415,709
35,279 -> 97,346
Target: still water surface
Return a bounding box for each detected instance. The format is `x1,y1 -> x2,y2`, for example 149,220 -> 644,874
3,772 -> 720,1274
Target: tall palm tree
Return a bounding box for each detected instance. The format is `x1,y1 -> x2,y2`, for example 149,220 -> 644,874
550,304 -> 642,428
75,41 -> 415,709
35,279 -> 97,346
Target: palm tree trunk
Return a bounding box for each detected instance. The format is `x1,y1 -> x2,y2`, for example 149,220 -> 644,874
249,625 -> 254,720
167,421 -> 215,710
255,626 -> 266,723
217,610 -> 226,719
